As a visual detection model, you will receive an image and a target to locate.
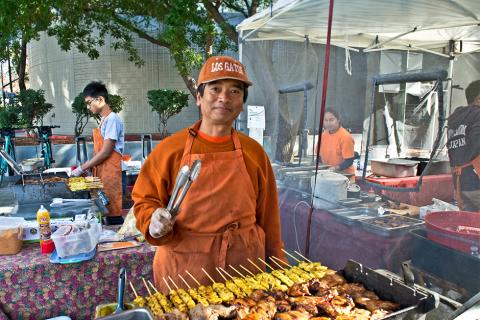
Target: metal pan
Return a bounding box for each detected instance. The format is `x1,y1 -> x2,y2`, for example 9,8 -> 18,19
329,207 -> 380,225
341,260 -> 438,319
359,214 -> 424,237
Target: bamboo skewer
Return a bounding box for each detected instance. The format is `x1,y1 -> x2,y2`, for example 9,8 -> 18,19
219,267 -> 235,279
148,280 -> 161,294
142,277 -> 153,296
269,258 -> 286,270
168,276 -> 180,290
294,250 -> 312,262
282,248 -> 302,263
247,258 -> 264,273
178,274 -> 191,290
163,277 -> 173,292
186,270 -> 201,287
271,255 -> 293,267
129,281 -> 138,298
202,268 -> 216,284
215,267 -> 229,282
240,264 -> 256,277
229,265 -> 246,278
258,257 -> 275,270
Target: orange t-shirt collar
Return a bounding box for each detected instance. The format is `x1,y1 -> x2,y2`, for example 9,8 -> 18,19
197,130 -> 232,143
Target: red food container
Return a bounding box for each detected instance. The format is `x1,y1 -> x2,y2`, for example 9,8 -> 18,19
425,211 -> 480,253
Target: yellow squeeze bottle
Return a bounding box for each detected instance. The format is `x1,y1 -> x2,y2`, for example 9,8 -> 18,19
37,205 -> 55,254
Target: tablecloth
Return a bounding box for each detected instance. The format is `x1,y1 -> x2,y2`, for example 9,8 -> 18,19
0,241 -> 156,320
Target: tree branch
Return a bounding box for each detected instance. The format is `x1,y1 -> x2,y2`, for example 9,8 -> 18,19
110,14 -> 171,49
203,1 -> 238,41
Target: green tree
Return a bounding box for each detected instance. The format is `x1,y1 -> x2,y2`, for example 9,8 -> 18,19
0,104 -> 21,129
71,93 -> 125,137
147,89 -> 189,137
0,0 -> 55,91
16,89 -> 53,128
0,1 -> 270,96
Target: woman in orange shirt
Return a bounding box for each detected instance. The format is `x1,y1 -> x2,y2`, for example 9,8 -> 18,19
319,108 -> 356,180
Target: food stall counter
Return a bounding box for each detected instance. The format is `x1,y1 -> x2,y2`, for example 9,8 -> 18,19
0,240 -> 155,319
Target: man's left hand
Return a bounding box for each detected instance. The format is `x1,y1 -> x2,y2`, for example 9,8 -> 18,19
71,167 -> 84,177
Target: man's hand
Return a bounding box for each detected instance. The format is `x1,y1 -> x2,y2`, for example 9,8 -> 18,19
149,208 -> 175,238
71,166 -> 84,177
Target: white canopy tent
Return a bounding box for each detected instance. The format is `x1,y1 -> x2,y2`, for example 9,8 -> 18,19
235,0 -> 480,163
237,0 -> 480,55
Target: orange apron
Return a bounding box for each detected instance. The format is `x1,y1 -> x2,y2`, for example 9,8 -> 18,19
153,121 -> 266,291
452,154 -> 480,211
92,113 -> 123,217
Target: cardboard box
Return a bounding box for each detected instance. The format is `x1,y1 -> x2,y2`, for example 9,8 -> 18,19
22,218 -> 73,242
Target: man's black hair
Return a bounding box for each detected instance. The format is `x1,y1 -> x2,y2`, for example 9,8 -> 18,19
197,82 -> 249,103
465,80 -> 480,105
83,81 -> 109,104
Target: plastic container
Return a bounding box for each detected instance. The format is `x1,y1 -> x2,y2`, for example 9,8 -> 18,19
425,211 -> 480,253
51,221 -> 101,258
0,217 -> 25,255
94,303 -> 135,318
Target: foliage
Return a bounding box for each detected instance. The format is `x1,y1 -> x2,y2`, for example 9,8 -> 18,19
0,0 -> 270,96
16,89 -> 54,128
71,93 -> 125,136
0,103 -> 21,129
147,89 -> 189,137
0,0 -> 56,90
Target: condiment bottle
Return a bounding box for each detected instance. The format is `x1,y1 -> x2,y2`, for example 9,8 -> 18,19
36,205 -> 55,254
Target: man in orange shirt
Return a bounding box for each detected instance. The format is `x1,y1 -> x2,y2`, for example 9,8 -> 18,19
319,108 -> 356,181
132,56 -> 286,291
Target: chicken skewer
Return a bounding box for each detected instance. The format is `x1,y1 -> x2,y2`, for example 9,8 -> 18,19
248,258 -> 287,291
179,274 -> 209,307
163,277 -> 188,312
148,280 -> 174,312
169,276 -> 196,310
258,257 -> 295,287
203,268 -> 235,303
218,267 -> 250,297
142,278 -> 163,316
230,265 -> 269,291
235,264 -> 271,290
272,256 -> 314,281
186,270 -> 223,305
130,281 -> 146,307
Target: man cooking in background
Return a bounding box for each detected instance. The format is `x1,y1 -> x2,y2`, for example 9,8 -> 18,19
319,108 -> 356,181
447,80 -> 480,212
132,56 -> 286,291
71,81 -> 125,225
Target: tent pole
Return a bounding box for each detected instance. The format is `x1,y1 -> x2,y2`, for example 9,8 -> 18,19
364,27 -> 418,51
306,0 -> 335,259
446,40 -> 455,117
237,30 -> 246,132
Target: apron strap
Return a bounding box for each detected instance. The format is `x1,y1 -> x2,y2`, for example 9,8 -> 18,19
182,121 -> 242,160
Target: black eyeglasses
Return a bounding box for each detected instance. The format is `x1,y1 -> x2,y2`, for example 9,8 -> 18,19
85,97 -> 98,106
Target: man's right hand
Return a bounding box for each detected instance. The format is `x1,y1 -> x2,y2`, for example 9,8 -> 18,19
149,208 -> 175,238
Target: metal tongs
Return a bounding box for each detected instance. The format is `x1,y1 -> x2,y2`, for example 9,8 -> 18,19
166,159 -> 202,216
